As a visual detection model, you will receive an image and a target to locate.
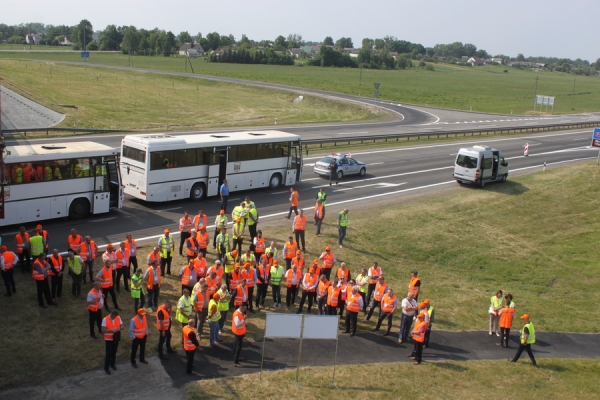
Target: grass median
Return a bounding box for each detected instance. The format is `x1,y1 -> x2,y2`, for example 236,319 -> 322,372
1,161 -> 599,390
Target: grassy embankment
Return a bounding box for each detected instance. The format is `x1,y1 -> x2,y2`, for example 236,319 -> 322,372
0,58 -> 381,131
0,162 -> 599,390
1,51 -> 599,114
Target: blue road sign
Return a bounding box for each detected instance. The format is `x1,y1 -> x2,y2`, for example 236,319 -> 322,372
591,127 -> 600,148
80,51 -> 89,58
593,127 -> 600,139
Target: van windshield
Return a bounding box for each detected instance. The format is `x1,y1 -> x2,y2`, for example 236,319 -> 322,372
456,154 -> 478,169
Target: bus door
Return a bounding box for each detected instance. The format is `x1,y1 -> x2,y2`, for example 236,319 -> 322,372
287,142 -> 302,185
205,149 -> 227,197
92,158 -> 111,214
106,158 -> 123,208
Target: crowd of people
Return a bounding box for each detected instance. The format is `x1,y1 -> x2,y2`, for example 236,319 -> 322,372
0,189 -> 537,376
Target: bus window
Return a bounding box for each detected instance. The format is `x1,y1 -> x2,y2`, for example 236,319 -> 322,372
122,146 -> 146,163
151,151 -> 174,170
273,142 -> 288,158
236,144 -> 257,161
256,143 -> 274,159
174,149 -> 196,167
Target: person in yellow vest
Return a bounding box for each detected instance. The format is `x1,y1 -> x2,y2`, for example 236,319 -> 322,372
410,312 -> 428,365
207,293 -> 222,347
0,246 -> 18,296
356,268 -> 369,314
423,299 -> 435,348
232,217 -> 245,255
247,204 -> 259,242
216,283 -> 232,332
337,208 -> 349,248
131,268 -> 145,313
489,289 -> 503,337
176,289 -> 193,335
293,209 -> 307,252
129,308 -> 149,368
53,162 -> 62,180
232,303 -> 247,367
270,260 -> 284,308
12,164 -> 24,183
183,318 -> 200,375
510,314 -> 537,366
29,229 -> 46,260
87,280 -> 104,339
213,210 -> 228,249
216,227 -> 231,263
102,309 -> 123,374
32,253 -> 56,308
158,229 -> 175,276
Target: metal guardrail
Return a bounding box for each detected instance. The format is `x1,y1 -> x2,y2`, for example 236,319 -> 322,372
2,127 -> 131,136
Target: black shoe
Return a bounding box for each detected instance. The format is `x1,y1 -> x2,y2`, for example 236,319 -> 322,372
115,307 -> 121,311
110,365 -> 117,371
105,369 -> 111,375
140,360 -> 148,364
116,290 -> 121,294
186,371 -> 193,375
159,355 -> 168,360
50,302 -> 58,306
131,363 -> 138,368
91,334 -> 98,339
40,305 -> 47,309
343,331 -> 350,334
383,332 -> 390,336
4,293 -> 11,297
167,349 -> 177,354
350,333 -> 355,337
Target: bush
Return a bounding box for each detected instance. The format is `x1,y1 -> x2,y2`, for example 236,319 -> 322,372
51,38 -> 59,46
86,42 -> 99,51
425,64 -> 435,71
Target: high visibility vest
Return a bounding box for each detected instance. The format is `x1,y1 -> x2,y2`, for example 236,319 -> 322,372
368,266 -> 382,284
193,214 -> 207,231
231,310 -> 246,335
285,269 -> 302,288
146,267 -> 161,289
427,306 -> 435,324
321,253 -> 335,269
215,215 -> 228,229
115,248 -> 130,268
489,295 -> 503,313
241,253 -> 255,265
124,239 -> 137,256
79,241 -> 97,261
44,166 -> 52,181
257,265 -> 270,284
30,236 -> 44,256
181,266 -> 193,286
327,285 -> 341,307
68,256 -> 83,276
346,293 -> 361,312
193,289 -> 206,311
131,274 -> 143,299
179,217 -> 192,233
40,230 -> 49,249
147,252 -> 160,266
303,273 -> 317,292
48,254 -> 63,276
356,274 -> 368,293
156,305 -> 171,331
216,233 -> 229,253
500,307 -> 515,329
186,237 -> 198,257
87,288 -> 102,311
408,277 -> 421,297
216,289 -> 230,311
32,260 -> 46,280
293,215 -> 307,231
284,242 -> 298,259
266,247 -> 278,259
1,252 -> 17,270
68,235 -> 83,253
53,166 -> 62,180
232,206 -> 244,221
241,268 -> 256,288
290,191 -> 298,206
338,212 -> 348,227
13,166 -> 23,183
381,293 -> 397,313
254,237 -> 265,253
207,265 -> 224,286
291,257 -> 305,271
208,299 -> 221,322
99,267 -> 113,288
374,282 -> 388,301
247,208 -> 258,226
311,265 -> 321,278
176,295 -> 192,323
15,233 -> 30,254
22,166 -> 32,182
206,276 -> 218,298
196,232 -> 209,249
318,280 -> 331,298
159,236 -> 174,258
412,320 -> 427,343
230,269 -> 243,289
182,325 -> 196,351
314,203 -> 324,219
317,191 -> 327,205
131,315 -> 148,339
191,257 -> 207,278
224,252 -> 236,273
102,251 -> 117,270
521,322 -> 536,344
103,316 -> 121,341
234,284 -> 248,306
270,266 -> 284,286
336,268 -> 349,280
233,223 -> 244,239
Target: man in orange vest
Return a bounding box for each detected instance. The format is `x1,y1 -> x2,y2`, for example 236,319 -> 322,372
196,227 -> 209,258
191,252 -> 207,281
286,187 -> 299,219
144,260 -> 161,311
366,262 -> 382,309
318,246 -> 336,281
48,248 -> 64,300
317,274 -> 331,315
96,260 -> 121,312
15,226 -> 31,273
314,199 -> 324,235
327,278 -> 341,315
410,312 -> 428,365
374,288 -> 398,336
296,267 -> 318,314
179,211 -> 193,257
232,303 -> 247,367
87,280 -> 105,339
124,234 -> 138,274
185,229 -> 199,262
284,263 -> 302,310
179,259 -> 197,294
344,286 -> 363,337
129,308 -> 149,368
252,230 -> 265,262
408,270 -> 421,301
157,300 -> 177,359
255,258 -> 270,310
183,319 -> 200,374
366,276 -> 388,321
241,262 -> 256,312
32,253 -> 56,308
67,228 -> 83,254
293,209 -> 307,252
79,236 -> 98,284
101,310 -> 123,374
0,245 -> 18,296
283,236 -> 298,270
115,241 -> 130,294
497,298 -> 515,348
193,210 -> 208,232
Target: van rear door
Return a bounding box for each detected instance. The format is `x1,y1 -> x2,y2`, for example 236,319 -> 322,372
454,152 -> 478,183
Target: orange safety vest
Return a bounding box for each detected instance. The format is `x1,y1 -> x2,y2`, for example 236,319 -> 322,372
186,237 -> 198,257
293,214 -> 307,231
103,251 -> 117,270
68,235 -> 83,253
47,254 -> 63,276
241,268 -> 256,288
500,307 -> 515,329
321,253 -> 335,269
368,266 -> 382,285
146,267 -> 161,289
314,203 -> 324,219
132,315 -> 148,339
234,284 -> 248,306
23,166 -> 32,182
196,232 -> 209,249
115,248 -> 130,269
180,216 -> 192,233
285,268 -> 302,287
103,316 -> 121,341
32,260 -> 46,280
254,237 -> 265,253
207,265 -> 224,286
291,257 -> 305,271
79,241 -> 97,261
88,288 -> 103,311
336,268 -> 349,280
156,305 -> 170,331
181,266 -> 193,286
206,276 -> 218,298
346,293 -> 361,313
1,252 -> 16,270
124,238 -> 137,255
40,230 -> 49,249
194,290 -> 206,311
182,325 -> 197,351
290,190 -> 299,206
147,251 -> 160,266
231,309 -> 246,335
408,277 -> 421,297
191,257 -> 207,278
193,214 -> 207,231
318,280 -> 331,298
374,282 -> 388,302
381,293 -> 397,313
327,285 -> 341,307
15,233 -> 30,254
284,241 -> 298,259
412,320 -> 427,343
310,265 -> 321,278
99,267 -> 113,288
303,273 -> 317,292
230,269 -> 243,289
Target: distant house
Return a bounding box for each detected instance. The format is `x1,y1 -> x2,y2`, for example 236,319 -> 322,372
438,56 -> 447,62
59,35 -> 72,46
179,42 -> 205,57
210,49 -> 224,58
491,57 -> 503,64
288,48 -> 303,58
467,56 -> 483,66
461,56 -> 469,61
25,33 -> 41,45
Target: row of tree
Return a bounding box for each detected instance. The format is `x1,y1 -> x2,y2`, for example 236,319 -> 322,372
209,48 -> 294,65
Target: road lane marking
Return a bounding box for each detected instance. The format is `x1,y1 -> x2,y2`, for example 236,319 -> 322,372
156,207 -> 182,213
335,132 -> 369,135
333,182 -> 407,192
310,166 -> 451,189
89,217 -> 116,223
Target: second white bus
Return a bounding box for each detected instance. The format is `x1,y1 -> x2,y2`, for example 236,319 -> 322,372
120,130 -> 303,202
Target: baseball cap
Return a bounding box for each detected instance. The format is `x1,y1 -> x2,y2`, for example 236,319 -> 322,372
273,260 -> 279,266
137,308 -> 146,315
423,299 -> 430,305
312,259 -> 319,265
200,226 -> 206,231
309,267 -> 315,273
235,218 -> 241,222
36,224 -> 43,229
234,262 -> 240,268
296,250 -> 302,255
419,302 -> 426,309
213,293 -> 221,300
244,262 -> 251,267
520,314 -> 530,320
106,244 -> 114,250
220,210 -> 225,215
231,250 -> 238,256
417,312 -> 426,319
325,246 -> 331,251
163,228 -> 170,233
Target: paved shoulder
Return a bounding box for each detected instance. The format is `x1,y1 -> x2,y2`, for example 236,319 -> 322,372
1,86 -> 65,130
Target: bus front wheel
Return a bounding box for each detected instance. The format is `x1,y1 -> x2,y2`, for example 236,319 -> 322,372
190,183 -> 206,201
269,173 -> 282,189
69,198 -> 90,219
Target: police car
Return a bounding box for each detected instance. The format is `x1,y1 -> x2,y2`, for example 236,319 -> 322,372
314,153 -> 367,180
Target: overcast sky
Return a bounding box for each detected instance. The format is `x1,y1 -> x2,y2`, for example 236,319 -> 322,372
2,0 -> 597,61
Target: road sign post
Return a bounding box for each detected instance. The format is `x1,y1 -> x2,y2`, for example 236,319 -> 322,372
80,51 -> 90,60
374,82 -> 380,99
591,128 -> 600,165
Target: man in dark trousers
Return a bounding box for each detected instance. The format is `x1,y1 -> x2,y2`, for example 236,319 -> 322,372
510,314 -> 537,366
182,318 -> 200,375
232,303 -> 247,367
329,160 -> 338,186
101,310 -> 123,374
129,308 -> 149,368
156,300 -> 177,359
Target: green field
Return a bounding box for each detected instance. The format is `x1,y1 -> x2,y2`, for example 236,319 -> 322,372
0,59 -> 380,130
1,51 -> 599,115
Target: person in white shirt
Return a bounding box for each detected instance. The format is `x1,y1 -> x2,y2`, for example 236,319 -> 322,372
398,292 -> 418,343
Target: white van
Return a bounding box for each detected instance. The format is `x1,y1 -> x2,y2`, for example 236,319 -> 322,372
453,145 -> 509,187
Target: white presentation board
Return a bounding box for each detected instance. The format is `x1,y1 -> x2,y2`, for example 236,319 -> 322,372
302,315 -> 339,339
264,313 -> 303,338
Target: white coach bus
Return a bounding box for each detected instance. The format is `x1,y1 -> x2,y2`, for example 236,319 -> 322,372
0,142 -> 123,226
120,130 -> 303,202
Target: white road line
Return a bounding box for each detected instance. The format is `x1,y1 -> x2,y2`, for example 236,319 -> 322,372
573,138 -> 588,141
301,178 -> 321,181
89,217 -> 116,223
506,146 -> 594,160
335,132 -> 369,135
333,182 -> 406,192
304,163 -> 315,167
369,162 -> 384,165
271,191 -> 289,194
310,166 -> 451,189
156,207 -> 182,213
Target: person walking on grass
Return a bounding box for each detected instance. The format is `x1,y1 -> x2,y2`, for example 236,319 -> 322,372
510,314 -> 537,366
156,301 -> 176,359
0,245 -> 18,297
316,188 -> 327,218
398,292 -> 418,344
286,187 -> 299,219
129,308 -> 149,368
337,209 -> 349,248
